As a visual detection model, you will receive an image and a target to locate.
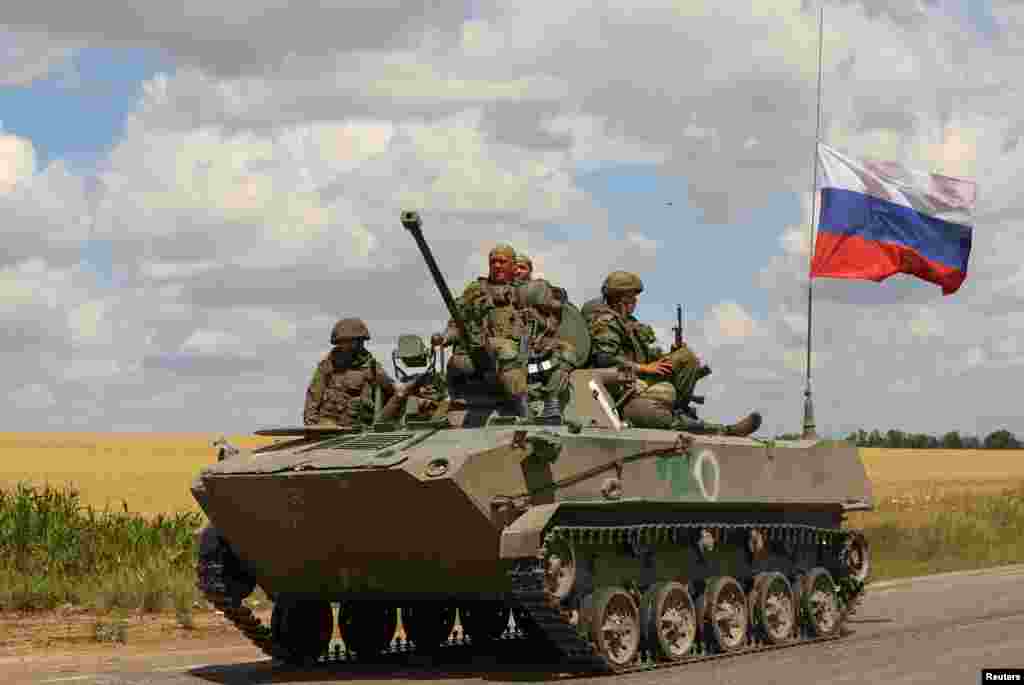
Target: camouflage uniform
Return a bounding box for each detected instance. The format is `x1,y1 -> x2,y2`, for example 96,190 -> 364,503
519,278 -> 576,418
580,297 -> 603,321
507,252 -> 576,417
587,306 -> 703,427
586,272 -> 760,436
303,319 -> 397,427
445,245 -> 529,400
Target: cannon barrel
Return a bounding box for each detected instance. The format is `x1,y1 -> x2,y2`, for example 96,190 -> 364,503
400,211 -> 488,375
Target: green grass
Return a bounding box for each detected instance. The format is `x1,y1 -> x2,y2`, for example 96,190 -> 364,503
856,482 -> 1024,582
1,480 -> 1022,642
0,482 -> 204,622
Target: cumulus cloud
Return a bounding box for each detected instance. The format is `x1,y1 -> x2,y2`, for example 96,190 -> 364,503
0,133 -> 36,193
3,0 -> 1024,439
0,29 -> 77,86
68,300 -> 112,345
706,302 -> 758,347
0,2 -> 469,78
11,383 -> 56,410
1,158 -> 93,269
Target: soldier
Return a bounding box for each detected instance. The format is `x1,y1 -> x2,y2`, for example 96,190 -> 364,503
521,278 -> 576,421
303,318 -> 407,426
585,271 -> 762,436
513,253 -> 533,283
512,252 -> 576,420
431,244 -> 530,416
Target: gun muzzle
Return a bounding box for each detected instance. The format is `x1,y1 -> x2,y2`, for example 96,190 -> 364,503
400,210 -> 490,379
401,211 -> 422,231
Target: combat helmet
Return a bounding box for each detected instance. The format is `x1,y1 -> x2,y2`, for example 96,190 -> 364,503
601,271 -> 644,298
330,318 -> 371,344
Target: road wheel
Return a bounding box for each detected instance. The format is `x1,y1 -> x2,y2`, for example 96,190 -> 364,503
586,587 -> 641,670
401,602 -> 457,652
702,576 -> 748,652
640,580 -> 696,661
796,567 -> 841,637
338,602 -> 398,658
270,599 -> 333,665
459,602 -> 510,645
749,572 -> 795,644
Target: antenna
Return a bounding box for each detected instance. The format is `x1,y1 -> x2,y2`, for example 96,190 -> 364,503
802,5 -> 824,440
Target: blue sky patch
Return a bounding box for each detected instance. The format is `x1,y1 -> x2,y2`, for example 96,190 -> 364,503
0,46 -> 175,172
574,164 -> 801,323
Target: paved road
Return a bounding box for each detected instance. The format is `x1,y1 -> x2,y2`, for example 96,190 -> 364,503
7,564 -> 1024,685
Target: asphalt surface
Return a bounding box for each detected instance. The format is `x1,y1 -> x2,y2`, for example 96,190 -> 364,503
6,564 -> 1024,685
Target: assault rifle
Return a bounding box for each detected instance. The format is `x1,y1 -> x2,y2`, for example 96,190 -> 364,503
667,303 -> 711,420
671,304 -> 684,352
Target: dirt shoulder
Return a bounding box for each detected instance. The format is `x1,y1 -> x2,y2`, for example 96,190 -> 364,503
0,605 -> 272,658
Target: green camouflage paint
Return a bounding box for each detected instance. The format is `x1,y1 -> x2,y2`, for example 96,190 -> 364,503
656,452 -> 695,498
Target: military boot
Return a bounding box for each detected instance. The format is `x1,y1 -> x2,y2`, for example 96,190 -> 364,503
671,411 -> 762,437
723,412 -> 762,437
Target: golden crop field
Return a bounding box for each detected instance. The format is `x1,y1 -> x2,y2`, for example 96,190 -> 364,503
0,433 -> 276,517
2,434 -> 1023,518
859,447 -> 1024,496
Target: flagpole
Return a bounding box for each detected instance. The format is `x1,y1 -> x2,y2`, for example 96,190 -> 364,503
802,5 -> 824,440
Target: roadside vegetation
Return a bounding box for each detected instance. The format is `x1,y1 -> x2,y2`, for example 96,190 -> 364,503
847,480 -> 1024,580
0,482 -> 203,622
1,476 -> 1022,644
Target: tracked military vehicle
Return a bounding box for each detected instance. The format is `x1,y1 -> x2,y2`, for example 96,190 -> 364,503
193,211 -> 873,673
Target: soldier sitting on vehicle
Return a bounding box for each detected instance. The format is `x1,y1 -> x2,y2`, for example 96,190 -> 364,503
431,244 -> 531,417
513,253 -> 533,284
584,271 -> 762,436
303,318 -> 412,427
504,251 -> 576,421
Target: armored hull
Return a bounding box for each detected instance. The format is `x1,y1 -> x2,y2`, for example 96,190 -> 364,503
193,370 -> 873,672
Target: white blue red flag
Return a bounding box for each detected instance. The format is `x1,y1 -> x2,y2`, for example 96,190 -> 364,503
810,144 -> 975,295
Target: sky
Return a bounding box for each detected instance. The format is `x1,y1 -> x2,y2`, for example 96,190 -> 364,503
0,0 -> 1019,439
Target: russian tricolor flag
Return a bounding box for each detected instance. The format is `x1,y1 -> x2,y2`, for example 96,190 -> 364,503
810,144 -> 976,296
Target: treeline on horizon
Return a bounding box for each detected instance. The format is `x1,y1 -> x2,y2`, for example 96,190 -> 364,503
775,428 -> 1023,449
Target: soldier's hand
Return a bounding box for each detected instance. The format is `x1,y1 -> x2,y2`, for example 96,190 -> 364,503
639,358 -> 675,377
430,333 -> 447,348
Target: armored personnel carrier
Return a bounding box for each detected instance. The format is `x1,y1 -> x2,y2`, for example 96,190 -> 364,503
193,212 -> 873,673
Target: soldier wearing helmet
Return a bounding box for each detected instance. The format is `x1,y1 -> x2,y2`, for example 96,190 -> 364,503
303,318 -> 400,427
585,271 -> 762,437
511,255 -> 578,421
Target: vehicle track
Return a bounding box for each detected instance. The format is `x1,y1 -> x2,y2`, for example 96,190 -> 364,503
198,520 -> 865,674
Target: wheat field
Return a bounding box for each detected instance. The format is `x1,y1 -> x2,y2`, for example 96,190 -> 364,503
0,433 -> 276,516
859,447 -> 1024,497
2,434 -> 1023,517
